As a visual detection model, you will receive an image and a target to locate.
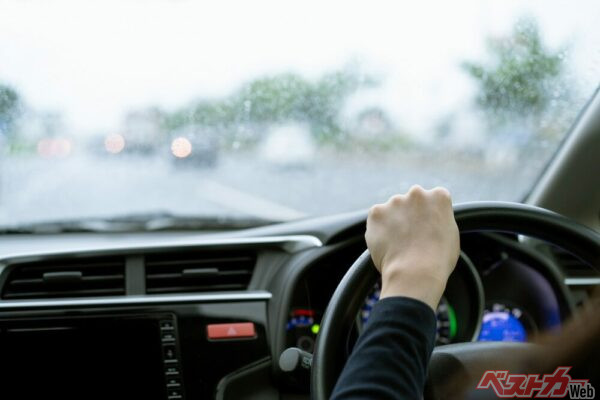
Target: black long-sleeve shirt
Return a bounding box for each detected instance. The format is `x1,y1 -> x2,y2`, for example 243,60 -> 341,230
330,296 -> 437,400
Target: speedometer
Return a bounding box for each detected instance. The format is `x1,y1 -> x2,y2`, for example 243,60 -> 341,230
477,302 -> 535,342
360,281 -> 458,345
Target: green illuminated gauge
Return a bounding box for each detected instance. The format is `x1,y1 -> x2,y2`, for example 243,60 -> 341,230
436,296 -> 458,344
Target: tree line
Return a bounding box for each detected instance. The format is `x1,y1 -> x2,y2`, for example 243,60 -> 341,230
1,17 -> 577,150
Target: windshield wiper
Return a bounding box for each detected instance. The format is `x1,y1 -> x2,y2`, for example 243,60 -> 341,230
0,212 -> 277,234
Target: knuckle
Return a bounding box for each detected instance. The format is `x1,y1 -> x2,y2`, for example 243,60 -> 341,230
432,186 -> 452,201
388,194 -> 405,205
368,204 -> 385,219
408,184 -> 425,198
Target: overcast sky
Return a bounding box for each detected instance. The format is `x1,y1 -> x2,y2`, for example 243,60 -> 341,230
1,0 -> 599,135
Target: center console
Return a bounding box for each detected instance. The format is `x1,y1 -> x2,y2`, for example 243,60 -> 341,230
1,313 -> 184,399
0,295 -> 270,400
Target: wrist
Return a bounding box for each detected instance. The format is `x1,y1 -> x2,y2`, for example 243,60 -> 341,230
379,262 -> 447,311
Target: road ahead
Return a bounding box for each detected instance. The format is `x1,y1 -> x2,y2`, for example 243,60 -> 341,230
0,150 -> 541,227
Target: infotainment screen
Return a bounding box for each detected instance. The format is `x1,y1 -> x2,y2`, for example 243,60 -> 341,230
0,316 -> 170,400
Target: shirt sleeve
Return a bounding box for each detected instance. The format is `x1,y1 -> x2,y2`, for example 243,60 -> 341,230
330,296 -> 437,400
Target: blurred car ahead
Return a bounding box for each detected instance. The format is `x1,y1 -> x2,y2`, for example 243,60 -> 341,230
169,126 -> 219,167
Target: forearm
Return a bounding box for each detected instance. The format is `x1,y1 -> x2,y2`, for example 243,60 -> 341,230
330,296 -> 437,400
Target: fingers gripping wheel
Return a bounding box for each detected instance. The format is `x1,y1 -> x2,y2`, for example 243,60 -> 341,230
310,201 -> 600,400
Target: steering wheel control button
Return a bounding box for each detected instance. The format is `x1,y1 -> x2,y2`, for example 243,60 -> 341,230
206,322 -> 256,340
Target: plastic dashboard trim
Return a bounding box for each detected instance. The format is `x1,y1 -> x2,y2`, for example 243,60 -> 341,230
0,291 -> 273,310
0,234 -> 323,263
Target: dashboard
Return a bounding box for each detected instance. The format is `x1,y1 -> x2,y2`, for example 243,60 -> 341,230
283,232 -> 574,372
0,211 -> 595,400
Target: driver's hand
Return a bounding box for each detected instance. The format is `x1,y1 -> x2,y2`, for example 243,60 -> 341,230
365,185 -> 460,311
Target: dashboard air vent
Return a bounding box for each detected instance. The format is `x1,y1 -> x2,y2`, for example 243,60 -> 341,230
145,251 -> 256,294
1,257 -> 125,299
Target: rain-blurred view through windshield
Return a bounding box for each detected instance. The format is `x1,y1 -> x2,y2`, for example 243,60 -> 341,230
0,1 -> 598,229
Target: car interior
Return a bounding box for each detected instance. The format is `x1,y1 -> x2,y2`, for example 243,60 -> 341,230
0,2 -> 599,400
0,89 -> 598,399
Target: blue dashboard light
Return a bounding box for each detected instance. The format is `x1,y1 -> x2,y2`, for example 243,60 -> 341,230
478,310 -> 527,342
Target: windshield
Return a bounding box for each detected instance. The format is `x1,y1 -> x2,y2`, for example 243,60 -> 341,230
0,1 -> 598,230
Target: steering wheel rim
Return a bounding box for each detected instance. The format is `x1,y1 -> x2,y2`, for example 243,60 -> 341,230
311,201 -> 600,400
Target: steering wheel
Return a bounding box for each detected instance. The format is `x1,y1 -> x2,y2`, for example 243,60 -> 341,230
311,201 -> 600,400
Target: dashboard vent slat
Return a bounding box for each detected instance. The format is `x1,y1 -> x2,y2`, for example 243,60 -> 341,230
145,251 -> 256,294
1,257 -> 126,299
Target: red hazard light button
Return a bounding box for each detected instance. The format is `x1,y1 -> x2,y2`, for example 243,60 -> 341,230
206,322 -> 256,340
